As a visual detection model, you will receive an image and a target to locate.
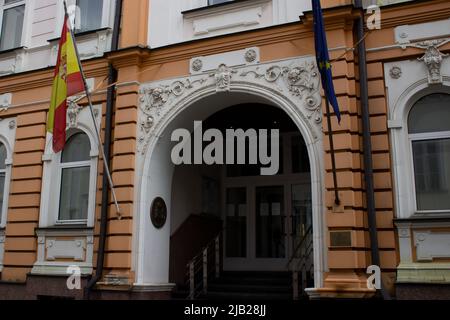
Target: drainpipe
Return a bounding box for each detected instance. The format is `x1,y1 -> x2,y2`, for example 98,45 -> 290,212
84,0 -> 123,299
354,0 -> 391,300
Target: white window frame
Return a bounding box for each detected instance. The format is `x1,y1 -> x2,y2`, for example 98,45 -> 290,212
59,0 -> 114,35
0,117 -> 16,274
0,118 -> 15,229
389,83 -> 450,220
39,104 -> 101,228
0,0 -> 26,51
55,132 -> 93,225
408,127 -> 450,214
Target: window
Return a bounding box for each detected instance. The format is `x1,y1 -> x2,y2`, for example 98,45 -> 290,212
58,132 -> 91,222
0,0 -> 25,51
74,0 -> 103,33
0,143 -> 6,223
408,93 -> 450,212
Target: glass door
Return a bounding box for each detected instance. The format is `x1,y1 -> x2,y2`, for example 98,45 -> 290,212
255,186 -> 286,259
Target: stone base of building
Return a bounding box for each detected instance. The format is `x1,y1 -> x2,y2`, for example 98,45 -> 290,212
396,283 -> 450,300
0,275 -> 173,300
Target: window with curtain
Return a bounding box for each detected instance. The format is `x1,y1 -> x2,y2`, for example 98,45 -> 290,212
0,0 -> 25,51
75,0 -> 103,33
408,93 -> 450,212
58,132 -> 91,222
0,143 -> 6,223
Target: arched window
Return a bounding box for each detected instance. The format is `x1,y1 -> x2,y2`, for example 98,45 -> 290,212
58,132 -> 91,222
408,93 -> 450,212
0,143 -> 6,222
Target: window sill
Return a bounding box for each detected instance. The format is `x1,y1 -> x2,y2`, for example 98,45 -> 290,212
182,0 -> 249,15
394,214 -> 450,224
47,27 -> 111,43
0,46 -> 26,55
36,225 -> 92,232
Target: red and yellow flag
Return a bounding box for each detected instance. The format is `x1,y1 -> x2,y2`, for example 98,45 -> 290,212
47,13 -> 85,153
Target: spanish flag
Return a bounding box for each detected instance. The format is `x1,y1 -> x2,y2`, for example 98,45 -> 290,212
47,12 -> 85,153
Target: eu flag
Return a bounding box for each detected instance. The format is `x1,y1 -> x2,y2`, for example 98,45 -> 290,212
312,0 -> 341,123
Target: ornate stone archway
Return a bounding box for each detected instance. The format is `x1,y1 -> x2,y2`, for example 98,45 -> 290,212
132,56 -> 327,291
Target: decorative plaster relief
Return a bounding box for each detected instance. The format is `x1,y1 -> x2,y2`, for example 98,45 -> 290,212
416,39 -> 449,85
389,66 -> 402,79
0,93 -> 12,110
139,57 -> 322,155
414,231 -> 450,262
32,229 -> 94,276
46,238 -> 86,262
190,47 -> 260,74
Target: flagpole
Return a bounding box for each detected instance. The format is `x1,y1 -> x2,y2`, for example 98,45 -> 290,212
325,97 -> 341,206
63,1 -> 121,218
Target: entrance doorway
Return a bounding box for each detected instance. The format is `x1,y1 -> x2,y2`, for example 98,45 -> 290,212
169,104 -> 313,278
222,132 -> 312,271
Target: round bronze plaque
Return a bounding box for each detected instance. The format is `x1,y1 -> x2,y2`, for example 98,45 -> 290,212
150,197 -> 167,229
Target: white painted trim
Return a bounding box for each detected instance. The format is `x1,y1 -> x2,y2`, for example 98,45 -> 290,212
0,0 -> 26,50
0,117 -> 16,229
385,55 -> 450,220
38,105 -> 101,229
0,117 -> 16,274
31,228 -> 94,276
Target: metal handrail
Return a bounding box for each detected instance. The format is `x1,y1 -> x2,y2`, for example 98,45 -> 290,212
286,225 -> 314,300
185,230 -> 223,300
286,225 -> 313,269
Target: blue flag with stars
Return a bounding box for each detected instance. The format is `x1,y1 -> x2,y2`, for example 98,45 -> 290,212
312,0 -> 341,123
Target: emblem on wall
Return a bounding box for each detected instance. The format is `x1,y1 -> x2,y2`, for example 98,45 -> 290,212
150,197 -> 167,229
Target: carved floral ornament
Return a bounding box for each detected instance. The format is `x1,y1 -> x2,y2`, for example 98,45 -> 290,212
411,38 -> 449,85
138,61 -> 322,155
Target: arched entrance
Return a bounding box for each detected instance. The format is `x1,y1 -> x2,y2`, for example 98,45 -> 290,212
133,58 -> 326,297
169,103 -> 313,282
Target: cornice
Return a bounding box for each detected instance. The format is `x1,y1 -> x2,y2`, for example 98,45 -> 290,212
107,46 -> 150,69
366,0 -> 450,30
0,59 -> 109,93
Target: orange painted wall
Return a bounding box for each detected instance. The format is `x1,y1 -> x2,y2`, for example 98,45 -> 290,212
0,0 -> 449,298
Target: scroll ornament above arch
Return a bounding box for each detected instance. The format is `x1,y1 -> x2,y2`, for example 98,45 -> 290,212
138,58 -> 323,155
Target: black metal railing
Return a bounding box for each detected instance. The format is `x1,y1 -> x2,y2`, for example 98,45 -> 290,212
286,226 -> 314,299
185,231 -> 222,300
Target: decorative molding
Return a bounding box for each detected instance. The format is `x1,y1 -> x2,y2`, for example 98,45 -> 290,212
8,120 -> 16,130
415,39 -> 449,85
32,228 -> 94,276
244,49 -> 257,63
46,238 -> 86,261
397,263 -> 450,284
136,56 -> 326,288
414,231 -> 450,262
389,66 -> 402,79
191,59 -> 203,72
67,101 -> 83,129
189,47 -> 260,75
211,63 -> 237,92
0,93 -> 12,110
138,58 -> 322,155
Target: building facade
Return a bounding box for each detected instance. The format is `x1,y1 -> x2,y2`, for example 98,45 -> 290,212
0,0 -> 449,300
